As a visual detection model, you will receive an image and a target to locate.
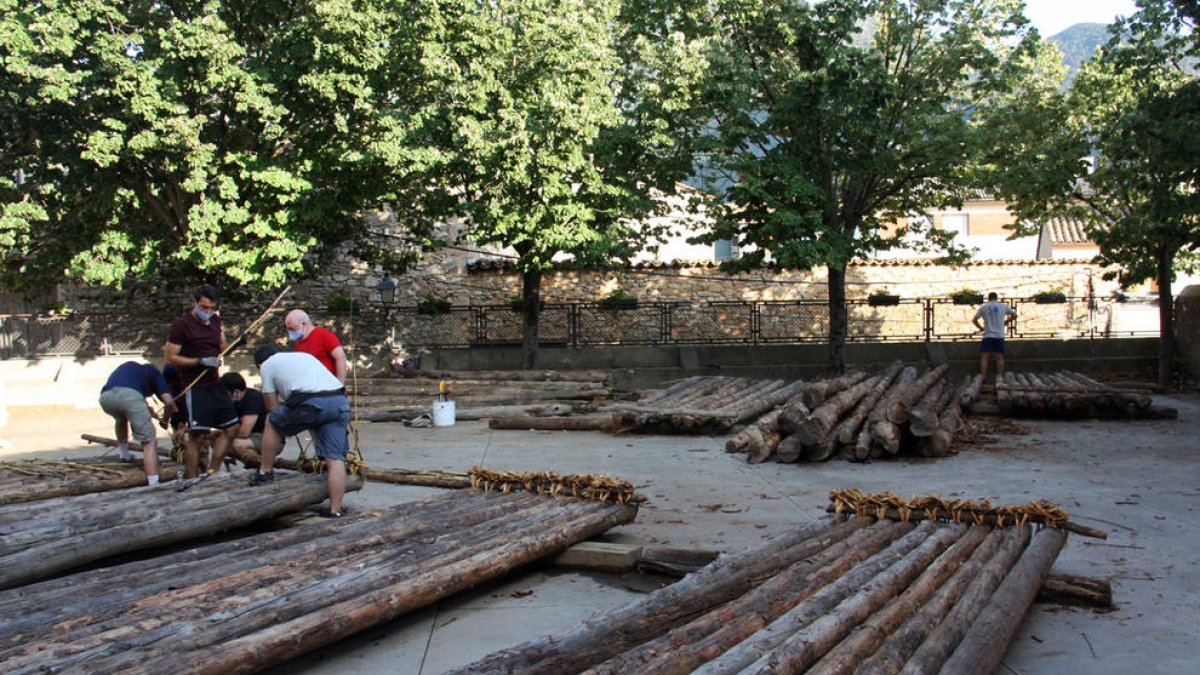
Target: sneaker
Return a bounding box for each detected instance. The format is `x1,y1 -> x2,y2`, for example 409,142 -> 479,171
323,510 -> 343,519
248,470 -> 275,486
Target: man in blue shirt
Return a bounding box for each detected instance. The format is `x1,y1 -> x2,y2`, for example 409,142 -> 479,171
99,361 -> 177,485
972,292 -> 1018,382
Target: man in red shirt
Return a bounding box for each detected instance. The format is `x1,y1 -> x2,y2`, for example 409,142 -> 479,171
165,285 -> 239,478
284,309 -> 348,383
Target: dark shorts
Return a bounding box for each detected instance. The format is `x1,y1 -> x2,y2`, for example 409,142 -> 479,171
184,384 -> 239,435
267,394 -> 351,460
980,337 -> 1006,354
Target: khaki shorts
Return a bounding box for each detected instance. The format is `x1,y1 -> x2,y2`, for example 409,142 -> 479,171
99,387 -> 156,443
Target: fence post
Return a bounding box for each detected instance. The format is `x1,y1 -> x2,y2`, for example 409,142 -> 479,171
751,302 -> 761,345
924,299 -> 933,342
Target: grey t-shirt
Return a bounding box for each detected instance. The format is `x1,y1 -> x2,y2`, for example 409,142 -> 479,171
259,352 -> 343,401
974,300 -> 1017,339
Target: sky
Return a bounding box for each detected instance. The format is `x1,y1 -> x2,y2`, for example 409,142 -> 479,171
1022,0 -> 1139,36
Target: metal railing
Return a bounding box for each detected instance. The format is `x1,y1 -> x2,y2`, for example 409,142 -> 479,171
0,296 -> 1157,358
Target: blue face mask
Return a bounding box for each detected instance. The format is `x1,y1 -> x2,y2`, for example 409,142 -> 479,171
194,307 -> 215,322
288,328 -> 305,342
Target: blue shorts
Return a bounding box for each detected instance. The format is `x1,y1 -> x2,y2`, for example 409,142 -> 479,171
980,337 -> 1006,354
267,394 -> 351,460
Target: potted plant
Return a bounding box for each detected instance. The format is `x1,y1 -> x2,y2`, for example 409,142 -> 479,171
508,294 -> 545,312
867,290 -> 900,307
1033,289 -> 1067,304
326,293 -> 361,314
951,289 -> 984,306
416,292 -> 452,316
598,288 -> 639,311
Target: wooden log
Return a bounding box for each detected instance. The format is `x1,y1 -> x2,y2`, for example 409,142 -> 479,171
802,371 -> 868,410
937,528 -> 1067,675
823,503 -> 1106,539
583,521 -> 915,675
450,516 -> 855,674
915,377 -> 970,457
1,455 -> 182,505
794,375 -> 881,447
741,524 -> 975,674
833,361 -> 904,445
636,376 -> 709,406
775,435 -> 805,464
1036,573 -> 1115,609
488,416 -> 612,431
636,547 -> 722,578
0,473 -> 362,590
375,368 -> 613,383
690,522 -> 941,675
806,525 -> 995,675
726,409 -> 782,454
958,374 -> 983,407
853,526 -> 1027,675
724,380 -> 809,427
854,366 -> 918,460
884,364 -> 949,425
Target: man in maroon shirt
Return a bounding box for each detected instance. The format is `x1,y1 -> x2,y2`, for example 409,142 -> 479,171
164,285 -> 239,478
284,309 -> 347,383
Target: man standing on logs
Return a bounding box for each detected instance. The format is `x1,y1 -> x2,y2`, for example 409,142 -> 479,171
164,285 -> 240,479
97,361 -> 177,485
249,344 -> 351,518
972,292 -> 1017,382
284,309 -> 348,383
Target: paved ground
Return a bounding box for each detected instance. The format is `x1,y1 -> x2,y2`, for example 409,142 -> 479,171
2,392 -> 1198,674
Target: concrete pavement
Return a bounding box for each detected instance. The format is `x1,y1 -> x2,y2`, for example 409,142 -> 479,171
3,393 -> 1199,674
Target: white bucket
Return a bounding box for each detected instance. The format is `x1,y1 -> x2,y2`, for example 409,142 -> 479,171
432,399 -> 456,427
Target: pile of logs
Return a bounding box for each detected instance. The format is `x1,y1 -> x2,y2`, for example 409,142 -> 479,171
0,458 -> 181,505
453,493 -> 1081,675
0,488 -> 637,674
611,377 -> 808,433
727,362 -> 975,463
0,472 -> 360,590
987,371 -> 1176,419
352,369 -> 612,422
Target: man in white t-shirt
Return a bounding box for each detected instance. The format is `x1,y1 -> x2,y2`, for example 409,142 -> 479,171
247,344 -> 350,517
972,292 -> 1017,381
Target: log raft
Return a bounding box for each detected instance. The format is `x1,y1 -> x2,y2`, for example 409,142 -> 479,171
0,484 -> 637,674
0,472 -> 362,590
454,491 -> 1080,675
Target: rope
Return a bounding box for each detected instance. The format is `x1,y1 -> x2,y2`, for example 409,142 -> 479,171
828,488 -> 1070,530
468,467 -> 643,505
0,459 -> 127,478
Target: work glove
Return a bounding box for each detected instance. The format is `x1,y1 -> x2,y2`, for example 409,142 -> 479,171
197,356 -> 221,368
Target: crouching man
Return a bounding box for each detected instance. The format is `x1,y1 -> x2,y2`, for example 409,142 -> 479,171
98,361 -> 177,485
248,344 -> 350,517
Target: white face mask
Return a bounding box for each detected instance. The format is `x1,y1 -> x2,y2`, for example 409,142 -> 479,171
194,307 -> 215,322
288,328 -> 305,342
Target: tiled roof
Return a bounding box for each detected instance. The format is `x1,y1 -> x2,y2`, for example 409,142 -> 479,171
1045,217 -> 1094,245
468,257 -> 1096,273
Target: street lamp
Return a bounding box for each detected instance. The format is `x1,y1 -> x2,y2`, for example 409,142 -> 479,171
377,274 -> 397,309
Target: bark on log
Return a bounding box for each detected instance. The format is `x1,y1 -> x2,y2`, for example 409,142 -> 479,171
959,374 -> 984,407
449,516 -> 854,675
1036,573 -> 1114,609
2,452 -> 182,505
0,473 -> 362,590
488,416 -> 612,431
775,435 -> 805,464
906,379 -> 947,438
884,364 -> 949,425
852,526 -> 1027,675
833,361 -> 904,446
376,368 -> 612,383
806,526 -> 994,675
741,524 -> 975,674
937,528 -> 1066,675
583,521 -> 914,675
795,375 -> 881,447
690,522 -> 941,675
854,367 -> 918,460
802,371 -> 868,409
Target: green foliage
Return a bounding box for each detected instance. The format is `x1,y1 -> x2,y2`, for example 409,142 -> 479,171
951,289 -> 985,305
688,0 -> 1056,370
0,0 -> 444,293
415,292 -> 450,316
1047,23 -> 1112,78
326,293 -> 361,313
1033,290 -> 1067,304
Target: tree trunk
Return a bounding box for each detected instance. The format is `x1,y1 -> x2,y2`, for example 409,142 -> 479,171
827,265 -> 848,375
521,268 -> 543,371
1156,243 -> 1175,388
